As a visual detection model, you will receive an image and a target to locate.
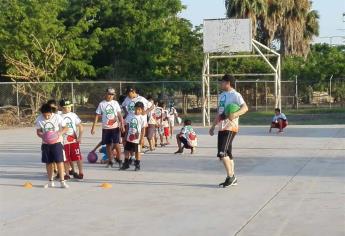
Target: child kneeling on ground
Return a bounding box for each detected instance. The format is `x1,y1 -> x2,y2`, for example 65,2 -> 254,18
174,119 -> 197,154
121,102 -> 147,171
269,108 -> 288,133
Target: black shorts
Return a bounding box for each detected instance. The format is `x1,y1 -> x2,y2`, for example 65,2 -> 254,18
179,136 -> 192,149
124,141 -> 139,153
102,128 -> 120,145
41,142 -> 65,164
217,130 -> 236,159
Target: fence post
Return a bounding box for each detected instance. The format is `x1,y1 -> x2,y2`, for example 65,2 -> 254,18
120,82 -> 122,95
255,80 -> 258,111
16,82 -> 20,118
265,82 -> 268,112
71,82 -> 75,112
329,75 -> 333,109
295,75 -> 298,110
162,82 -> 165,102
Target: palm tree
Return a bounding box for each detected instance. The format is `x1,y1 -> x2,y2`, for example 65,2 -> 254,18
225,0 -> 267,38
225,0 -> 319,57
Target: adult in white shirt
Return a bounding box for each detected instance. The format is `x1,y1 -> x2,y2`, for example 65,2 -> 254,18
91,88 -> 125,168
209,74 -> 248,188
121,86 -> 154,117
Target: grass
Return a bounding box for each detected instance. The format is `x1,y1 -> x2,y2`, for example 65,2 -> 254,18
181,107 -> 345,125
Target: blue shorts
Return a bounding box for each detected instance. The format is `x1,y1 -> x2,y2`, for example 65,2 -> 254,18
41,142 -> 65,164
102,128 -> 120,145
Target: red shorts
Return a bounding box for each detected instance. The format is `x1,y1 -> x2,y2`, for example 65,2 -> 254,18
272,120 -> 288,129
64,142 -> 82,162
164,127 -> 170,137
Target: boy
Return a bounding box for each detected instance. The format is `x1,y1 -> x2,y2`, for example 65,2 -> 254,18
120,102 -> 147,171
122,87 -> 153,149
269,108 -> 288,133
35,103 -> 69,188
59,99 -> 84,180
91,88 -> 124,168
174,119 -> 197,154
146,96 -> 156,151
209,74 -> 248,188
168,103 -> 179,139
154,101 -> 165,147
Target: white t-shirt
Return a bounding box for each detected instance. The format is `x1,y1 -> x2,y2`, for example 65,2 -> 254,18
168,107 -> 178,121
273,113 -> 287,122
125,114 -> 148,144
96,100 -> 122,129
60,112 -> 81,144
162,109 -> 170,128
122,95 -> 150,115
153,106 -> 164,125
217,89 -> 245,132
35,113 -> 66,144
147,104 -> 157,125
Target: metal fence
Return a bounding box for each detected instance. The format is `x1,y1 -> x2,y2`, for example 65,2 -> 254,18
0,79 -> 343,125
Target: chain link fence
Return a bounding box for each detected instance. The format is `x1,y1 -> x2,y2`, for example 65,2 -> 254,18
0,79 -> 344,126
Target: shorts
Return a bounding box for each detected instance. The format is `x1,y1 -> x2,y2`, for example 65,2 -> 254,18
179,136 -> 192,149
156,126 -> 164,135
146,124 -> 156,139
102,128 -> 120,145
164,127 -> 170,137
169,118 -> 175,127
41,142 -> 65,164
271,119 -> 288,129
217,130 -> 237,159
124,141 -> 139,153
64,142 -> 82,162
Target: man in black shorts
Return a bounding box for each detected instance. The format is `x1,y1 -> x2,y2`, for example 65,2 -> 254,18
209,74 -> 248,187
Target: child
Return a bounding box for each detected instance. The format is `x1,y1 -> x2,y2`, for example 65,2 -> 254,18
162,104 -> 170,145
269,108 -> 288,133
122,87 -> 153,150
154,101 -> 165,147
174,119 -> 197,154
91,88 -> 124,168
120,102 -> 147,171
59,99 -> 84,180
35,103 -> 69,188
168,103 -> 179,139
146,96 -> 156,151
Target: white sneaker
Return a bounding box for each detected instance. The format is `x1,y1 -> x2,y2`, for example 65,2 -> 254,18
60,181 -> 69,189
44,181 -> 55,188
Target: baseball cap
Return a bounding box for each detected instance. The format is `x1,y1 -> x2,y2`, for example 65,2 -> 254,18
59,99 -> 73,107
106,87 -> 115,95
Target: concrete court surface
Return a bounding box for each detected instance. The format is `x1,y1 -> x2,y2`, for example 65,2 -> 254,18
0,125 -> 344,236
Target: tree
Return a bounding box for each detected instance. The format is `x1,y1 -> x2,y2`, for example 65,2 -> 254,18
0,0 -> 102,117
225,0 -> 320,57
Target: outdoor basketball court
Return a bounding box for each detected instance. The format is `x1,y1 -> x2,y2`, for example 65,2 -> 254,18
1,125 -> 344,236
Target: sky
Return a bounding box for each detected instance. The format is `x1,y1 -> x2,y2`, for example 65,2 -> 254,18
179,0 -> 345,45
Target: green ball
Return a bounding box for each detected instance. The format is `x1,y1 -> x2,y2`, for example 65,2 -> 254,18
225,103 -> 240,115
